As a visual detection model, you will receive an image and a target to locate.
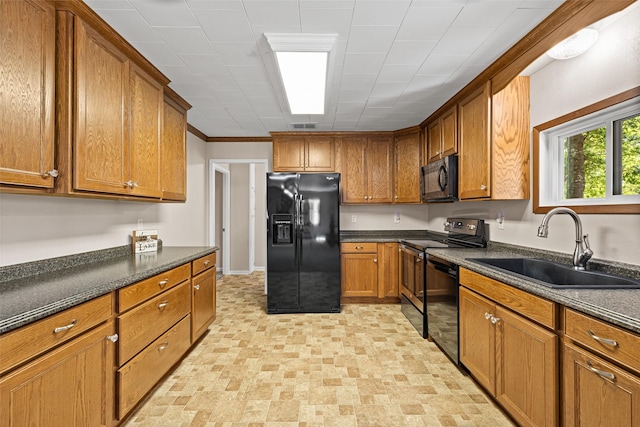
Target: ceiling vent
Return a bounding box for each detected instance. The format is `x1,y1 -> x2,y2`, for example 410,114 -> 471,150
292,123 -> 317,129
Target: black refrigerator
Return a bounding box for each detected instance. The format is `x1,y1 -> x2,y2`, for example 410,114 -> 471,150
266,172 -> 341,314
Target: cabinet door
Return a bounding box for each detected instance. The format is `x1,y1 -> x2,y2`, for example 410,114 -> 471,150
426,119 -> 442,164
377,243 -> 399,298
0,322 -> 115,427
273,137 -> 305,171
459,286 -> 496,394
458,82 -> 491,199
74,17 -> 130,194
305,136 -> 335,171
563,342 -> 640,427
161,96 -> 187,201
394,131 -> 422,203
0,0 -> 55,189
440,105 -> 458,157
341,136 -> 368,203
192,269 -> 216,342
367,136 -> 394,203
341,253 -> 378,297
129,64 -> 162,198
495,306 -> 558,427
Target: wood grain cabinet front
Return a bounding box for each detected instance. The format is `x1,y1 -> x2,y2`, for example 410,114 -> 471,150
341,135 -> 394,204
161,93 -> 189,201
0,0 -> 56,190
272,135 -> 335,172
0,321 -> 116,427
117,263 -> 191,312
425,105 -> 457,164
459,269 -> 558,427
191,252 -> 217,342
341,242 -> 399,302
393,128 -> 422,204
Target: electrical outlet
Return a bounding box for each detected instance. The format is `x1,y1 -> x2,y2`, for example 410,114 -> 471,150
497,212 -> 505,230
394,213 -> 400,223
351,215 -> 357,223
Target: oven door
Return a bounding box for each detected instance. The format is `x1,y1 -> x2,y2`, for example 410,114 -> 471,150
400,244 -> 424,312
426,255 -> 459,364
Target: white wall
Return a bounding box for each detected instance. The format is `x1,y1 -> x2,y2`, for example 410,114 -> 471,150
429,5 -> 640,266
341,204 -> 429,231
0,132 -> 209,266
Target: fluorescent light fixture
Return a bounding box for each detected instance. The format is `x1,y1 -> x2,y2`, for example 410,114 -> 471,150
276,51 -> 328,114
547,28 -> 599,60
264,33 -> 337,115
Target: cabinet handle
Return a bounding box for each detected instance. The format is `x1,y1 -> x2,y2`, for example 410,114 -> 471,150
480,184 -> 487,190
158,279 -> 169,287
586,360 -> 616,381
194,284 -> 200,291
416,258 -> 421,263
364,196 -> 368,200
395,195 -> 398,199
133,181 -> 139,187
106,334 -> 119,343
124,180 -> 133,188
484,312 -> 492,321
43,169 -> 59,178
158,301 -> 169,309
203,260 -> 210,266
53,319 -> 77,333
490,316 -> 501,325
373,258 -> 378,263
355,246 -> 363,250
587,329 -> 618,347
158,342 -> 169,352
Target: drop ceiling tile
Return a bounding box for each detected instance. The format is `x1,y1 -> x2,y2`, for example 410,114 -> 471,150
131,0 -> 198,27
347,26 -> 398,53
248,96 -> 281,109
519,0 -> 564,8
451,2 -> 520,28
300,1 -> 355,10
300,8 -> 353,38
201,74 -> 239,90
196,9 -> 254,42
83,0 -> 134,9
155,28 -> 214,55
362,105 -> 393,116
241,83 -> 276,98
370,82 -> 407,98
227,66 -> 269,84
134,42 -> 183,66
351,1 -> 410,26
164,65 -> 205,84
260,117 -> 289,130
186,0 -> 245,10
170,82 -> 218,99
343,53 -> 386,74
212,42 -> 262,66
338,90 -> 371,103
395,6 -> 462,41
179,54 -> 227,75
417,54 -> 467,75
364,96 -> 396,108
88,9 -> 160,42
340,74 -> 377,91
211,90 -> 248,104
377,64 -> 421,83
243,1 -> 300,27
385,40 -> 437,65
432,27 -> 496,55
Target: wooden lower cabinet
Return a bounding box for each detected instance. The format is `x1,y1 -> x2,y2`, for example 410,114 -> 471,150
459,285 -> 558,426
192,269 -> 216,342
0,321 -> 116,427
563,342 -> 640,427
341,242 -> 399,302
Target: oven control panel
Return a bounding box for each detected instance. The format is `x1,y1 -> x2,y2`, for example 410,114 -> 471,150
444,218 -> 485,236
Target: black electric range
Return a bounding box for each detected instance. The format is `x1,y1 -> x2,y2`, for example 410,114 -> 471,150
400,218 -> 487,364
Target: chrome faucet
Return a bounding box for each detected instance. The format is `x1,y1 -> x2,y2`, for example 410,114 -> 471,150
537,207 -> 593,270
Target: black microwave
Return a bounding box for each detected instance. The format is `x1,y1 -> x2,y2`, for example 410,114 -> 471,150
420,155 -> 458,202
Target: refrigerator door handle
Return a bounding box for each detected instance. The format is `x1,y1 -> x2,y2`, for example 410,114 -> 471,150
297,194 -> 304,266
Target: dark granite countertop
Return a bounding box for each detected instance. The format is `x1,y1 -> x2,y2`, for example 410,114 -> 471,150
0,246 -> 217,334
425,245 -> 640,334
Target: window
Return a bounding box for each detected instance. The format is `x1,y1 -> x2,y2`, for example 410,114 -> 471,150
534,88 -> 640,214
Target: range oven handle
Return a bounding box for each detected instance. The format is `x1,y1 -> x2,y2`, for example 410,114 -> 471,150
428,259 -> 458,278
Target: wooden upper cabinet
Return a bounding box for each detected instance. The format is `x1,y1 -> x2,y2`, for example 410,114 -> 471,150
161,95 -> 188,201
426,105 -> 457,164
74,17 -> 131,195
272,134 -> 335,172
458,81 -> 491,200
129,64 -> 162,198
341,135 -> 393,204
394,129 -> 422,203
0,0 -> 56,189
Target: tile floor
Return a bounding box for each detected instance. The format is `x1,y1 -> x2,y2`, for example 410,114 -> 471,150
123,272 -> 515,427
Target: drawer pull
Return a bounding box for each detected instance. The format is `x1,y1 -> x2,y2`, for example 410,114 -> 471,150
158,279 -> 169,287
586,360 -> 616,381
106,334 -> 119,343
158,342 -> 169,352
194,284 -> 200,291
53,319 -> 77,333
158,301 -> 169,310
587,329 -> 618,347
203,260 -> 210,266
355,246 -> 363,250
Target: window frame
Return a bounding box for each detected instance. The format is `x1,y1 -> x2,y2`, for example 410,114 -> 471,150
533,86 -> 640,214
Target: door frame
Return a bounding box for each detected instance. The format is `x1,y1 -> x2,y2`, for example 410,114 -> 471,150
208,158 -> 268,276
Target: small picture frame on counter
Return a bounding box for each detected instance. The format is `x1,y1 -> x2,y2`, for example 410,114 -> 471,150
132,229 -> 158,253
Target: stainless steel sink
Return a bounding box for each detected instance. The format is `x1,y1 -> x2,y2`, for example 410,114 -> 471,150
468,258 -> 640,289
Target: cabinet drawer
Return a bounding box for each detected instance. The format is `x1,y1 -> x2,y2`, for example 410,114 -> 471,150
118,263 -> 190,312
564,308 -> 640,374
117,281 -> 190,365
117,315 -> 191,419
459,268 -> 557,329
192,252 -> 216,276
340,242 -> 377,253
0,294 -> 112,374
